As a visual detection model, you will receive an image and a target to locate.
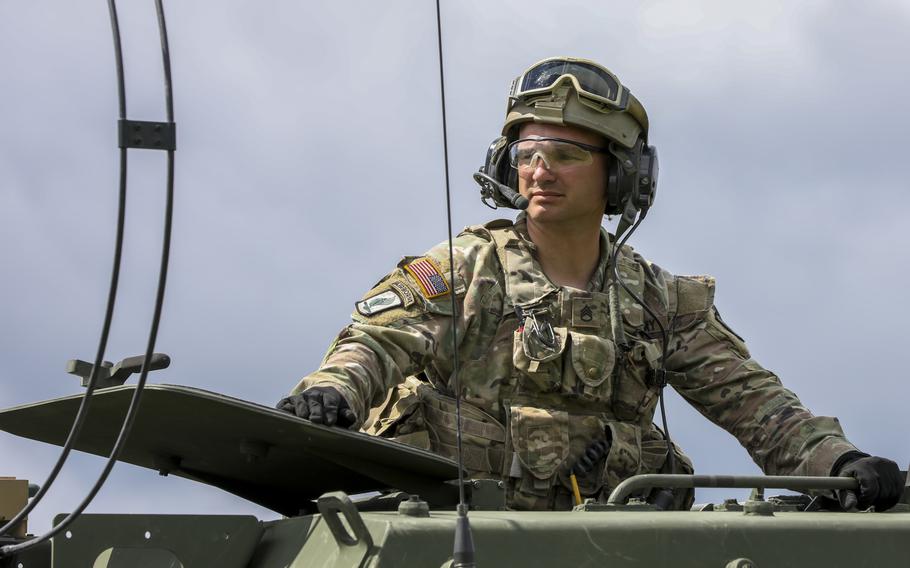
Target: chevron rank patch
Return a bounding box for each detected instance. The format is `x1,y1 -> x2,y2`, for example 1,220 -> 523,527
404,257 -> 450,299
356,289 -> 403,317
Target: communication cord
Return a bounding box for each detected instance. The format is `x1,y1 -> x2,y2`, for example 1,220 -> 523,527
433,1 -> 476,566
0,0 -> 131,541
609,211 -> 677,475
0,0 -> 175,557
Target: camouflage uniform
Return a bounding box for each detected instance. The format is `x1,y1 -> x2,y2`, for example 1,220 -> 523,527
292,214 -> 859,510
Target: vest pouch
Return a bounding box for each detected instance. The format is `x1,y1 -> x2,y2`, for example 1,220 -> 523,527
555,413 -> 609,497
639,429 -> 695,510
510,405 -> 569,479
507,405 -> 569,509
565,331 -> 615,403
602,421 -> 642,494
419,384 -> 506,476
512,325 -> 567,393
640,438 -> 694,476
612,339 -> 661,421
363,376 -> 432,451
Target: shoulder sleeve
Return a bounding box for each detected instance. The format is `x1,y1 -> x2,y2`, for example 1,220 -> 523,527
290,229 -> 504,427
611,249 -> 700,330
664,277 -> 859,479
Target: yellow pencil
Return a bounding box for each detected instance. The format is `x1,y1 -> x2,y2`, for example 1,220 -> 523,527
570,473 -> 583,506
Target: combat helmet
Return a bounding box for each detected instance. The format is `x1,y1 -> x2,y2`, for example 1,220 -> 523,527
478,57 -> 658,223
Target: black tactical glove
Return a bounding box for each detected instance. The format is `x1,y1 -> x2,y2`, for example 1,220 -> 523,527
833,452 -> 904,511
276,386 -> 357,428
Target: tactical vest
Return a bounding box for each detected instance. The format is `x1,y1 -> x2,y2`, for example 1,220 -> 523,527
370,219 -> 708,510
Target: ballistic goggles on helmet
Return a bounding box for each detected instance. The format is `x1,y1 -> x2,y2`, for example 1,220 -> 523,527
508,136 -> 609,173
510,57 -> 630,111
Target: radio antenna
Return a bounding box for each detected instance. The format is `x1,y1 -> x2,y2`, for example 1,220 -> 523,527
433,0 -> 476,566
0,0 -> 176,558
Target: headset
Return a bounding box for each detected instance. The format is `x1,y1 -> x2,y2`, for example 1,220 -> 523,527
477,132 -> 659,222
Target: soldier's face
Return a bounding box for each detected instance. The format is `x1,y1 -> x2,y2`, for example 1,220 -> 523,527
516,123 -> 609,228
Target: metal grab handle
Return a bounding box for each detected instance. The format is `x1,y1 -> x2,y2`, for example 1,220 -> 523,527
606,474 -> 859,505
317,492 -> 374,549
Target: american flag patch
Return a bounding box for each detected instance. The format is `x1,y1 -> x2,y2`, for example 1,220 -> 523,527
404,257 -> 450,299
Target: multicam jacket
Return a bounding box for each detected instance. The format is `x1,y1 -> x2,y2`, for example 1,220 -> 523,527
293,215 -> 859,509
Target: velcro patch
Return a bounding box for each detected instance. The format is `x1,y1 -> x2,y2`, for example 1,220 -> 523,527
404,257 -> 450,299
356,289 -> 403,316
389,280 -> 415,308
571,298 -> 602,328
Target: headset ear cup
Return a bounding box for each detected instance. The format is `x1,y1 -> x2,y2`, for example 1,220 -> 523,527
630,144 -> 658,211
480,135 -> 523,209
494,138 -> 520,192
484,136 -> 507,180
638,144 -> 658,209
605,158 -> 622,215
605,140 -> 659,216
497,149 -> 512,187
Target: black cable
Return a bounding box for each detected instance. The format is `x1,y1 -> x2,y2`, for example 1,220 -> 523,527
0,0 -> 175,556
608,210 -> 676,474
0,0 -> 129,540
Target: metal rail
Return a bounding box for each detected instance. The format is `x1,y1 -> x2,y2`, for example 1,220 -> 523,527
607,474 -> 859,505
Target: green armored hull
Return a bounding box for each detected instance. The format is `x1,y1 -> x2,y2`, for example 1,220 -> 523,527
0,384 -> 907,567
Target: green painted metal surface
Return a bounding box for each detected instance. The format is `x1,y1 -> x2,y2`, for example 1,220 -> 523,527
30,503 -> 910,567
50,514 -> 261,568
356,508 -> 910,567
1,386 -> 907,567
0,384 -> 458,515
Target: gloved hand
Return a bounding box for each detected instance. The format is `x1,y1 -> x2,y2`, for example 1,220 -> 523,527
276,386 -> 357,428
833,452 -> 904,511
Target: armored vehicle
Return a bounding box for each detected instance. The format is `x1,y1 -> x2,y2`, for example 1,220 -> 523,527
0,380 -> 908,567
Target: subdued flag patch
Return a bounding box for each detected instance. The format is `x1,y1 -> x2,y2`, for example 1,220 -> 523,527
404,257 -> 450,299
356,289 -> 403,316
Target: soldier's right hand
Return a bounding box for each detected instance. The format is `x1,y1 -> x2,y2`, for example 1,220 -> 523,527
835,454 -> 904,511
276,386 -> 357,428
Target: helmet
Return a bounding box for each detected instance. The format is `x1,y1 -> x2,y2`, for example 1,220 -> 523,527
480,57 -> 658,219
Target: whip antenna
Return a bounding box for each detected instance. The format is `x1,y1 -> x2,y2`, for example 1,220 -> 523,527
0,0 -> 176,557
434,0 -> 476,566
0,0 -> 131,540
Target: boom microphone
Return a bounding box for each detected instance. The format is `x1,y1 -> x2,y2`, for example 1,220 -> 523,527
473,171 -> 529,210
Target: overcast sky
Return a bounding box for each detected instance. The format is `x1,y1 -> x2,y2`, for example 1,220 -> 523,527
1,0 -> 908,531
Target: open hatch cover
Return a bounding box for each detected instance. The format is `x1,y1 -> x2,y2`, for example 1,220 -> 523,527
0,384 -> 459,515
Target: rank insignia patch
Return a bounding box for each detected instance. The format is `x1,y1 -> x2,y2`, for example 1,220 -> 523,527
404,257 -> 450,299
580,304 -> 594,322
571,297 -> 601,328
356,289 -> 403,316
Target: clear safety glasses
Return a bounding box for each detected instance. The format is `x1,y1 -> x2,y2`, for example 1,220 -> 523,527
507,136 -> 609,173
510,57 -> 629,110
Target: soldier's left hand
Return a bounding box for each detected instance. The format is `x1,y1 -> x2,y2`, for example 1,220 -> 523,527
834,454 -> 904,511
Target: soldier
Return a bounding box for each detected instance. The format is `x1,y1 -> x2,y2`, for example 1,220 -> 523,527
278,57 -> 903,511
